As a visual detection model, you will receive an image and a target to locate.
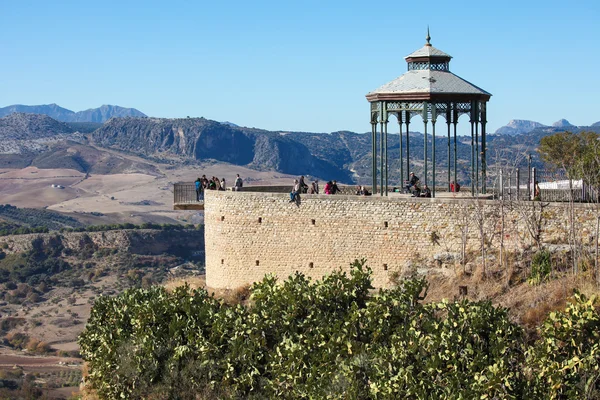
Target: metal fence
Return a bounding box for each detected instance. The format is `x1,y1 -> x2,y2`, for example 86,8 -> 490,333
174,183 -> 201,204
173,182 -> 375,204
494,168 -> 598,203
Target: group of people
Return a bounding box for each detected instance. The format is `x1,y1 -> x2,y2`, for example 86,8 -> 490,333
405,172 -> 462,197
405,172 -> 430,197
195,174 -> 244,201
290,176 -> 340,202
355,186 -> 371,196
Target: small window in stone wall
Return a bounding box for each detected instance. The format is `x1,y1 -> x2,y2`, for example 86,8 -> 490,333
383,264 -> 388,271
221,216 -> 225,221
221,259 -> 224,265
311,219 -> 316,225
309,262 -> 314,268
256,260 -> 260,266
384,221 -> 388,228
258,217 -> 262,223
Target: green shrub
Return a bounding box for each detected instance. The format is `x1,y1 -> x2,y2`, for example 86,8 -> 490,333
526,292 -> 600,398
529,248 -> 552,285
80,260 -> 527,399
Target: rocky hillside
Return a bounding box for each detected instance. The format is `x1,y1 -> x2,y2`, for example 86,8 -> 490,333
0,113 -> 74,140
0,228 -> 204,258
92,117 -> 354,181
0,113 -> 81,157
0,113 -> 159,173
0,104 -> 146,122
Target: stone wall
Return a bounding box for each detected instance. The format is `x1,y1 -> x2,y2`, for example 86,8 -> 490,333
204,191 -> 598,289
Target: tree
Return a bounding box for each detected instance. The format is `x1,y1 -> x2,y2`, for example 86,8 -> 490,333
539,131 -> 600,281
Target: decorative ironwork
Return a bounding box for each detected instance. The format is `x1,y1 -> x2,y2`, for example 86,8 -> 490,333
454,102 -> 472,116
407,61 -> 449,71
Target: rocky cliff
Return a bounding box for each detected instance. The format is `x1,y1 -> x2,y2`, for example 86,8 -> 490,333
92,117 -> 354,181
0,228 -> 204,257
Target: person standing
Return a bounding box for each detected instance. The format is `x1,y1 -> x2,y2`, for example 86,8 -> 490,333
331,180 -> 339,194
234,174 -> 243,191
220,178 -> 226,191
194,177 -> 202,201
324,181 -> 332,195
290,179 -> 300,202
298,175 -> 308,193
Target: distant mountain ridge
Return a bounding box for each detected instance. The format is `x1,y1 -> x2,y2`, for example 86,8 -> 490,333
0,104 -> 146,123
3,111 -> 600,184
495,120 -> 547,136
552,119 -> 576,128
495,118 -> 585,136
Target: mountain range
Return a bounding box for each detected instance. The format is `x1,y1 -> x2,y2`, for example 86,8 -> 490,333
493,118 -> 582,136
0,104 -> 146,123
2,110 -> 600,184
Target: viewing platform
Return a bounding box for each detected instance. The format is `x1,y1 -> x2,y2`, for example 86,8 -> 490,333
173,182 -> 498,210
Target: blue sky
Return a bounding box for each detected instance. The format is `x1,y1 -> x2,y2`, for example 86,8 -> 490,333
1,0 -> 598,134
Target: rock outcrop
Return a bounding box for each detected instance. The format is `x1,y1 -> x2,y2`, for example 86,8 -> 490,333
0,228 -> 204,257
494,119 -> 547,135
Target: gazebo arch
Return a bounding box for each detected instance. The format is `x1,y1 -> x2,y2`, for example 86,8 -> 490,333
366,30 -> 491,197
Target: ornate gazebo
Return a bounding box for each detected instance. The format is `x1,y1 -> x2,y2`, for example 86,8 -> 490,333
366,31 -> 491,197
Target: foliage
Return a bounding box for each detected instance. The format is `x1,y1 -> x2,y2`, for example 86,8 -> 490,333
526,292 -> 600,398
0,204 -> 83,233
539,131 -> 600,189
80,260 -> 532,399
539,131 -> 584,177
0,236 -> 71,286
529,248 -> 552,285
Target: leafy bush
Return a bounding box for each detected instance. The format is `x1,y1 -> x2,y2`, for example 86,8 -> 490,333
529,248 -> 552,285
80,260 -> 528,399
526,292 -> 600,398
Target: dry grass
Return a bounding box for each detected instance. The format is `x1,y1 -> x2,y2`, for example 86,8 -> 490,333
163,275 -> 207,292
219,285 -> 251,306
80,362 -> 100,400
423,250 -> 600,339
164,275 -> 252,306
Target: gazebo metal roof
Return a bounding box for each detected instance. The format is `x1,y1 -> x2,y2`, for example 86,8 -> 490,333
366,70 -> 491,100
404,45 -> 452,59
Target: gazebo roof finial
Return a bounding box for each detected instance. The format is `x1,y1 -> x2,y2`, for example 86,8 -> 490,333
426,26 -> 431,46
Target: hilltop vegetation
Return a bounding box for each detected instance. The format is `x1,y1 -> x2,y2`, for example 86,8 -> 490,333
0,204 -> 84,232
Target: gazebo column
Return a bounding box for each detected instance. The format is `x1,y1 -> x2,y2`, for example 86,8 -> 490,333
422,102 -> 429,187
398,112 -> 403,187
470,100 -> 476,195
431,104 -> 437,198
380,102 -> 387,196
405,111 -> 411,182
383,104 -> 389,196
481,102 -> 487,194
446,104 -> 451,191
474,101 -> 480,195
371,120 -> 377,194
453,106 -> 458,188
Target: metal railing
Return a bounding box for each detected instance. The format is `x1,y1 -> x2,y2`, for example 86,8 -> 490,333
494,168 -> 598,203
174,183 -> 201,204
